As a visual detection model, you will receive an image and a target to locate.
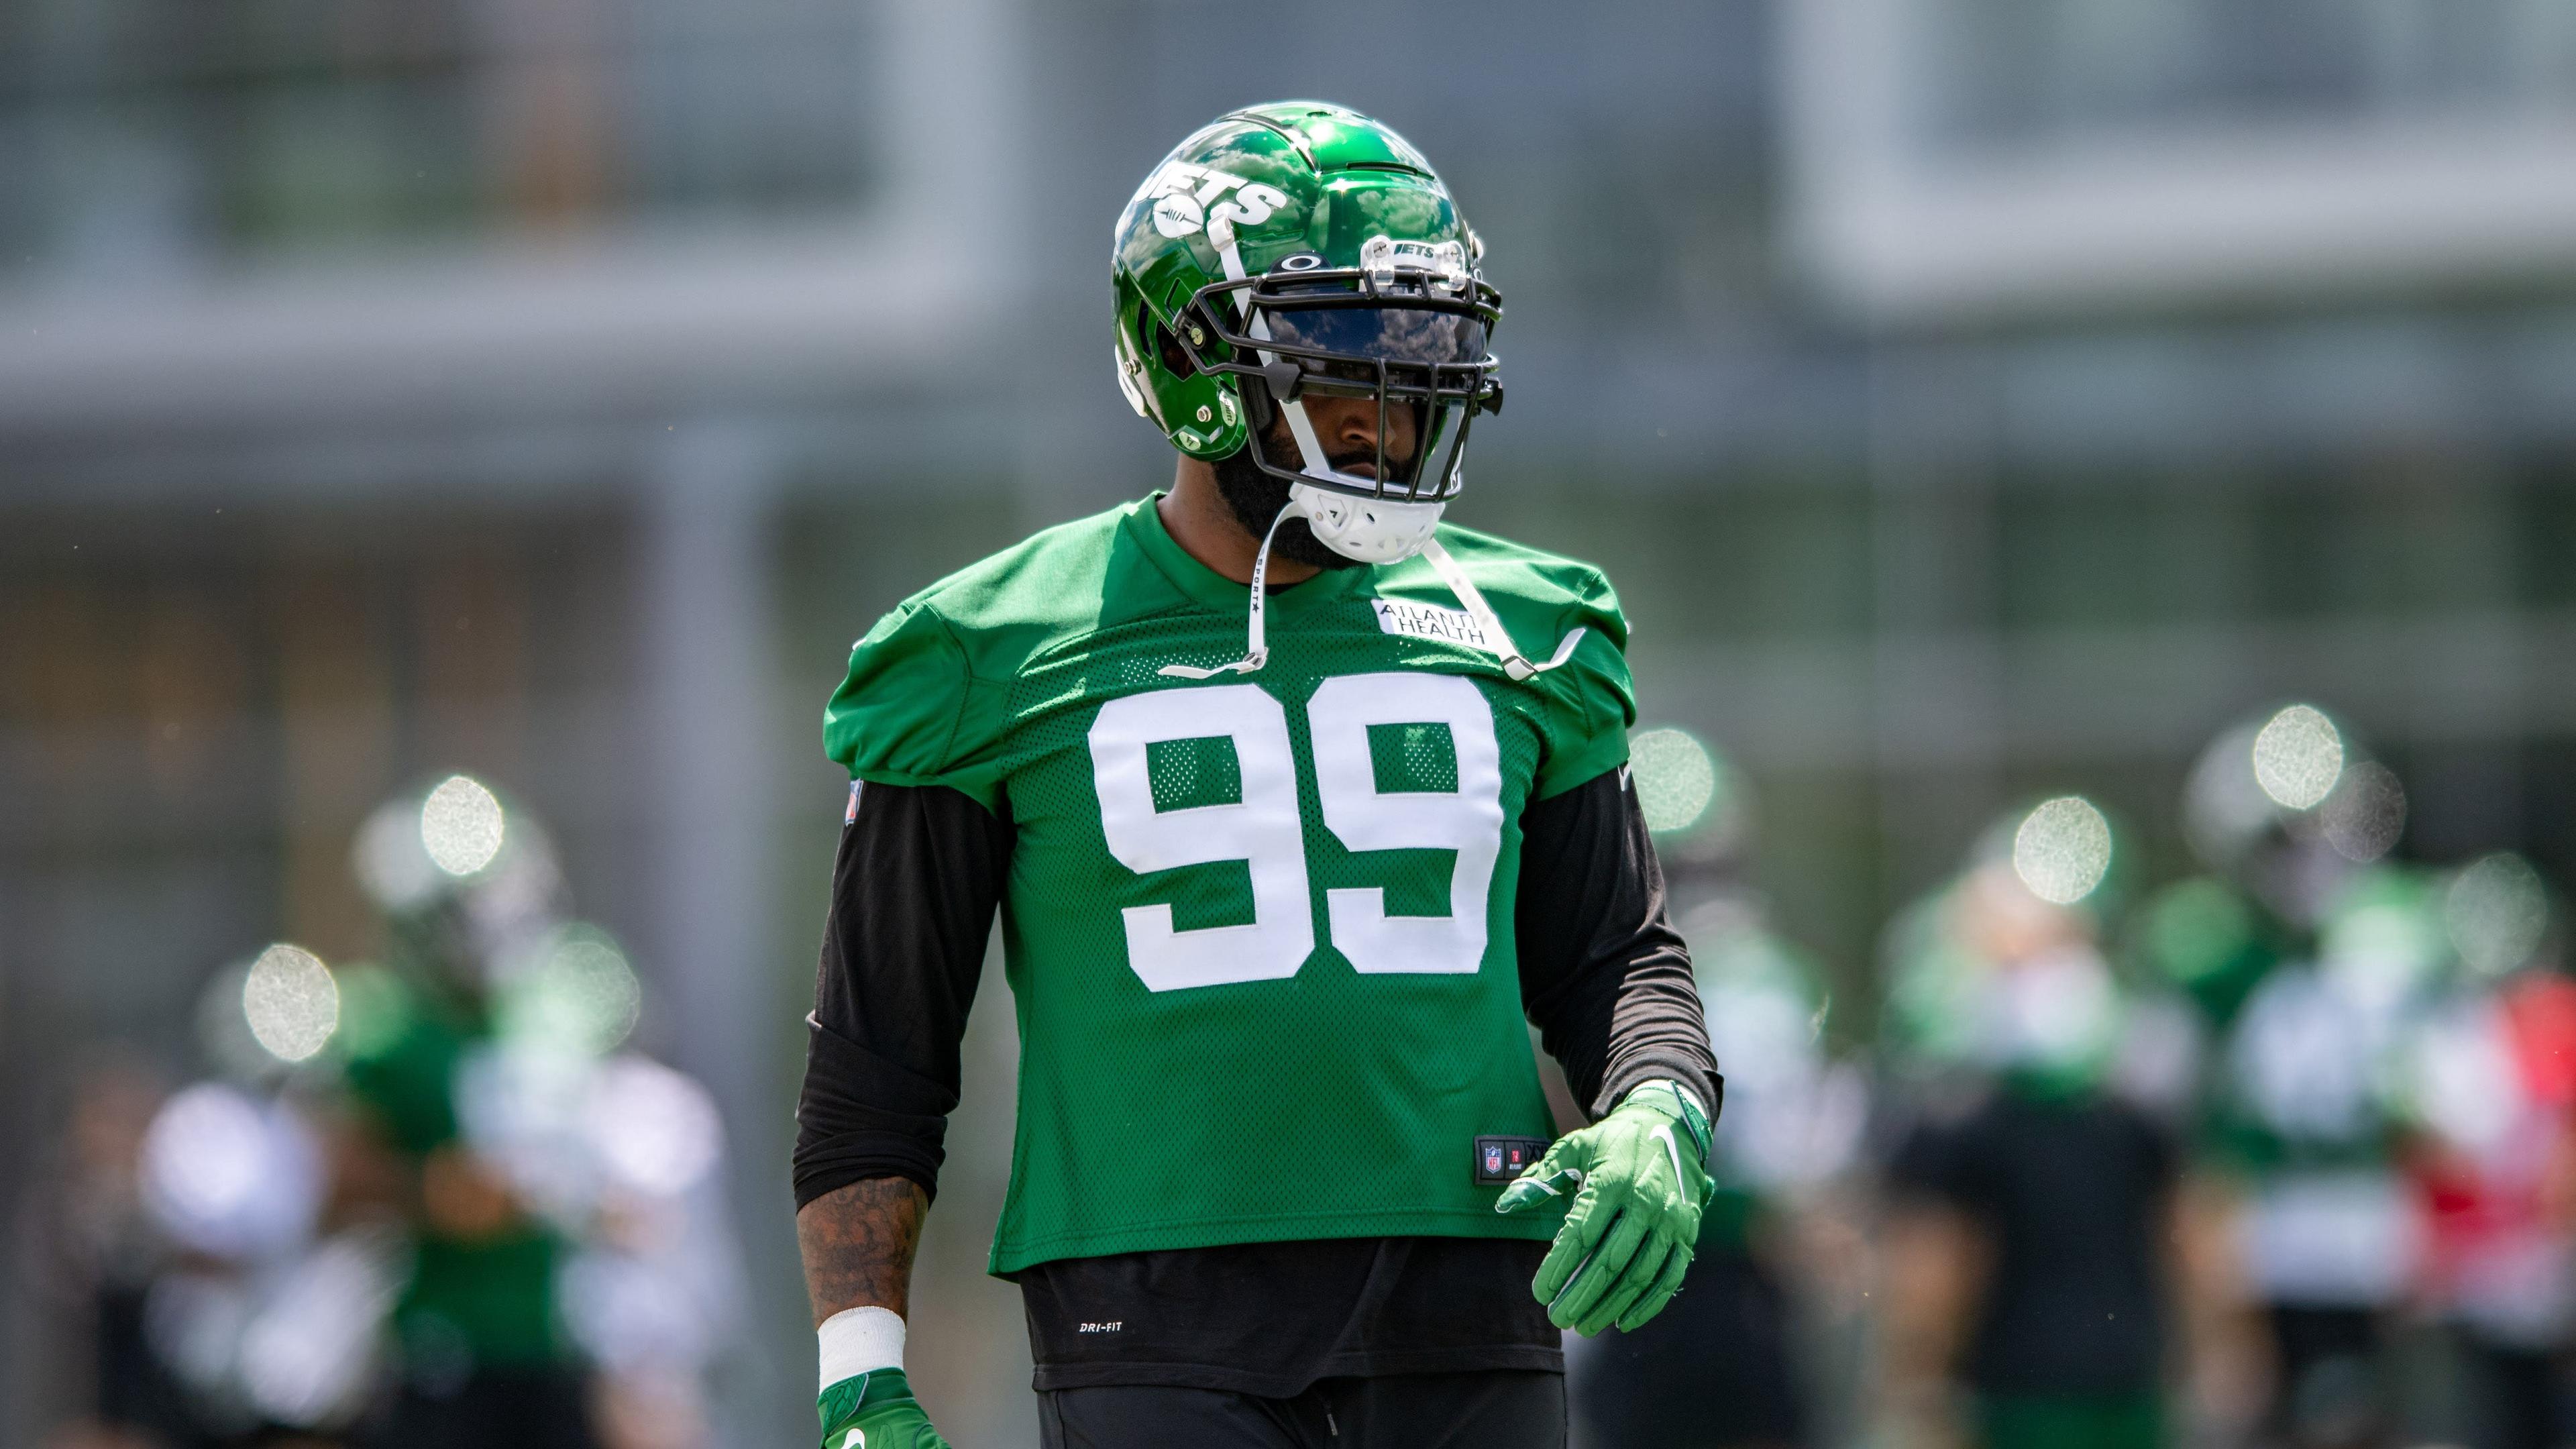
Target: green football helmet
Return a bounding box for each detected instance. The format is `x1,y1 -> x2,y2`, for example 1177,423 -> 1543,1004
1111,101 -> 1503,557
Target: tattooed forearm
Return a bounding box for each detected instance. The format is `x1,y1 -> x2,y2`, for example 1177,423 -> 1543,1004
798,1175 -> 928,1326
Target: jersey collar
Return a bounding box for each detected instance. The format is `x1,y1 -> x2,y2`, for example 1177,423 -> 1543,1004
1124,492 -> 1376,620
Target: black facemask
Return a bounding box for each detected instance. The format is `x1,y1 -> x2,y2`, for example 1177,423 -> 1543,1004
1211,404 -> 1426,573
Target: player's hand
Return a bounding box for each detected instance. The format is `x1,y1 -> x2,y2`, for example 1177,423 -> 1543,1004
1495,1079 -> 1715,1336
819,1368 -> 952,1449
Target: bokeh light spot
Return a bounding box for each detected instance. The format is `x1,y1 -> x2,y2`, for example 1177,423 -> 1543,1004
588,1058 -> 722,1197
420,775 -> 506,877
2251,704 -> 2344,809
2011,796 -> 2112,905
502,926 -> 642,1057
1630,728 -> 1717,834
2143,879 -> 2257,987
142,1085 -> 267,1226
242,945 -> 338,1063
138,1085 -> 321,1258
2447,853 -> 2548,978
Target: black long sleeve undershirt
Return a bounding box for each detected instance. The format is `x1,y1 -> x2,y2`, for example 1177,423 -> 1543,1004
1515,764 -> 1720,1120
793,765 -> 1719,1210
792,782 -> 1012,1209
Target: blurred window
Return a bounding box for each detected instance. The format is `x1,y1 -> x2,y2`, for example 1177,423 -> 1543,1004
1994,455 -> 2576,633
1907,0 -> 2576,154
0,0 -> 881,272
2519,458 -> 2576,608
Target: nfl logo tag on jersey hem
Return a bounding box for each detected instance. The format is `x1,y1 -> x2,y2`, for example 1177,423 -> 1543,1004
1372,597 -> 1494,654
1473,1135 -> 1550,1183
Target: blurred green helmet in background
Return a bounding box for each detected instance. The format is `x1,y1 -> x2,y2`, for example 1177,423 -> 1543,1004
352,773 -> 564,996
1110,101 -> 1502,505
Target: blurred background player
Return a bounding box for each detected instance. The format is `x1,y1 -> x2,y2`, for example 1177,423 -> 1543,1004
337,777 -> 595,1446
341,779 -> 745,1449
1872,814 -> 2203,1449
21,779 -> 743,1449
2183,711 -> 2422,1449
2394,854 -> 2576,1449
1568,749 -> 1865,1449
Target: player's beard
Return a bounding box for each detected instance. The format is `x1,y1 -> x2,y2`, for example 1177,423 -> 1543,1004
1212,416 -> 1413,573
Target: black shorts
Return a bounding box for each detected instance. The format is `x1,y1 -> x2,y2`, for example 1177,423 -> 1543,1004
1572,1246 -> 1806,1448
1038,1368 -> 1564,1449
364,1366 -> 598,1449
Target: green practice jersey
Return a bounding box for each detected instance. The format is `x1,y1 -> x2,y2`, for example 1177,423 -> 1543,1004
825,495 -> 1636,1274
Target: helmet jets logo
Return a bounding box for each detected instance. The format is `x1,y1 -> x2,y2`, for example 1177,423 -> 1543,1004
1361,234 -> 1471,294
1142,162 -> 1289,241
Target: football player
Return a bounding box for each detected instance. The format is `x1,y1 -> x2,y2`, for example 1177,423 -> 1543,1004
793,102 -> 1720,1449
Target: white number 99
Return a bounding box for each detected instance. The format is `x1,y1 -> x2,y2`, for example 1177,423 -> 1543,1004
1087,674 -> 1503,991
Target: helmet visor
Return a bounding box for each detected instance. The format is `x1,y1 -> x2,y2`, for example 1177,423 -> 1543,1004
1259,305 -> 1489,386
1253,305 -> 1489,499
1181,259 -> 1502,502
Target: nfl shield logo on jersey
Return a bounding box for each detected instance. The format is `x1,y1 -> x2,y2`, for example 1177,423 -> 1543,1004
1483,1142 -> 1505,1177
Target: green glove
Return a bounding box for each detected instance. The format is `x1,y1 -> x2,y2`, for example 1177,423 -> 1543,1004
1495,1078 -> 1715,1336
819,1368 -> 951,1449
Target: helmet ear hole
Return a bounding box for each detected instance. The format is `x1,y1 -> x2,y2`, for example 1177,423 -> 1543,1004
1148,307 -> 1194,379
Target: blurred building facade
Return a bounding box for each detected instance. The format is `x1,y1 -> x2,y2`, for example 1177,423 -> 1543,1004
5,2 -> 2576,1445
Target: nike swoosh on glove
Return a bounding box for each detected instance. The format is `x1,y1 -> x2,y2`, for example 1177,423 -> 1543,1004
819,1368 -> 952,1449
1495,1078 -> 1715,1336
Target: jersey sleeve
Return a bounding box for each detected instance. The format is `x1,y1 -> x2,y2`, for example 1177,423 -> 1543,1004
1530,568 -> 1638,800
822,602 -> 1008,812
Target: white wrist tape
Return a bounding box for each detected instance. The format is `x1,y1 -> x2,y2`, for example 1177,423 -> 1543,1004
818,1305 -> 905,1393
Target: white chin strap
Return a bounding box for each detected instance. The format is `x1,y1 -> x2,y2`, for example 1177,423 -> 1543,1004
1161,484 -> 1587,682
1159,500 -> 1297,679
1416,535 -> 1589,682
